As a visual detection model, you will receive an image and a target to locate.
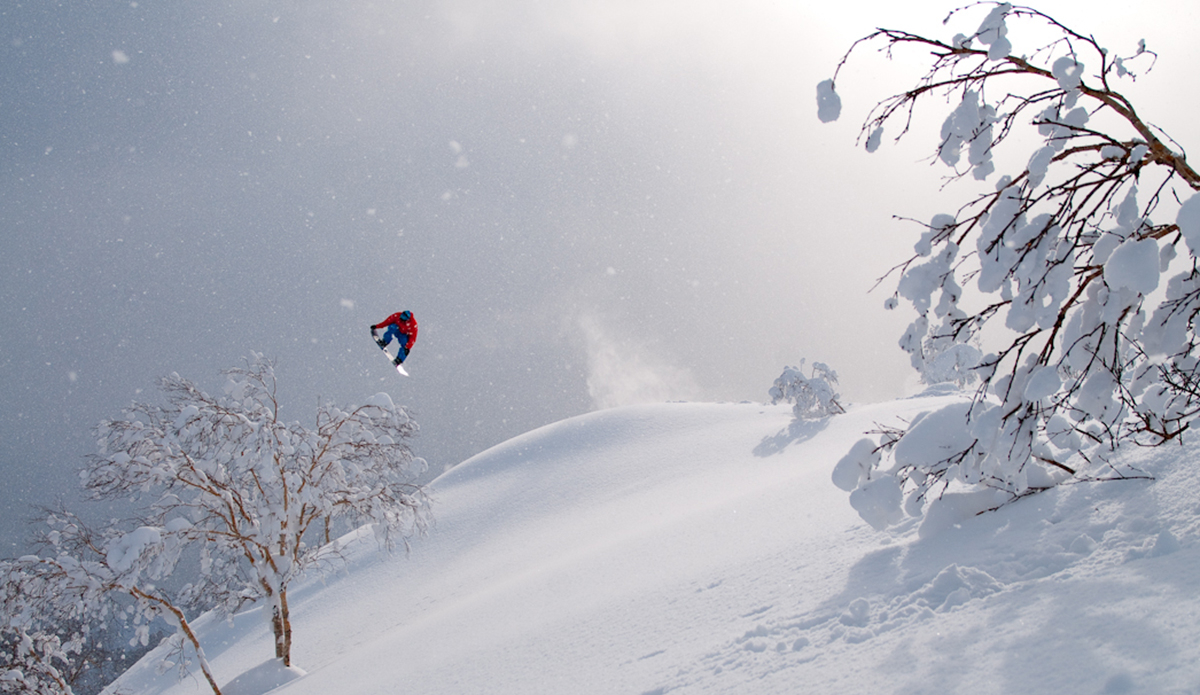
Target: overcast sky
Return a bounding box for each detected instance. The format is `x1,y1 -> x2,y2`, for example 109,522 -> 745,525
2,0 -> 1196,549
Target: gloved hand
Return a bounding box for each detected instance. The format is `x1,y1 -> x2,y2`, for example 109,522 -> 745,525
369,325 -> 377,332
397,346 -> 409,362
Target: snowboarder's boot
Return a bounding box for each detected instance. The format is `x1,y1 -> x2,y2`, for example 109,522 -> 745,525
375,337 -> 387,348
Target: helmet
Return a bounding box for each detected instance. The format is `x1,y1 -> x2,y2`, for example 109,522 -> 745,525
400,311 -> 412,321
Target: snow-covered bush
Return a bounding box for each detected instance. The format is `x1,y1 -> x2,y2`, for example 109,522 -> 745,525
770,360 -> 845,419
1,354 -> 432,695
820,4 -> 1197,528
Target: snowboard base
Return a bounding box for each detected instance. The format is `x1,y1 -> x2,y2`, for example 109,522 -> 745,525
374,337 -> 409,377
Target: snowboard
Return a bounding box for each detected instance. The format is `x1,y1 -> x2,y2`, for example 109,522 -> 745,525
373,337 -> 409,376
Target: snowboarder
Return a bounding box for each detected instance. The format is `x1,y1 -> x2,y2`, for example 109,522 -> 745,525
371,311 -> 418,366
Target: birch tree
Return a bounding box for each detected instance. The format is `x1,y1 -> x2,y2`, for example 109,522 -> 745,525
84,353 -> 432,666
2,354 -> 432,694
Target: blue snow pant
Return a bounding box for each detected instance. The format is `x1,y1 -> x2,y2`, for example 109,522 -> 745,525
382,325 -> 410,362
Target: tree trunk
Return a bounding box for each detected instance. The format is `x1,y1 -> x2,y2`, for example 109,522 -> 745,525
131,588 -> 223,695
271,589 -> 293,666
272,606 -> 284,659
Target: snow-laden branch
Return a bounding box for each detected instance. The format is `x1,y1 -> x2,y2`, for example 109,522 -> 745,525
820,3 -> 1196,530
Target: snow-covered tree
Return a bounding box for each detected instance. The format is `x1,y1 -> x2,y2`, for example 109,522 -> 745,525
0,622 -> 77,695
0,354 -> 432,695
26,511 -> 231,694
2,542 -> 217,695
82,353 -> 432,669
770,360 -> 845,419
3,539 -> 159,695
821,4 -> 1199,528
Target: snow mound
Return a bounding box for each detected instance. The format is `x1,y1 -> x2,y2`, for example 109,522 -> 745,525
221,659 -> 306,695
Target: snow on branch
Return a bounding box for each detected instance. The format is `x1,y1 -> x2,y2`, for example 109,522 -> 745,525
819,3 -> 1194,531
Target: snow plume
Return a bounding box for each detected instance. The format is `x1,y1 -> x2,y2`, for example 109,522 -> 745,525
577,314 -> 699,410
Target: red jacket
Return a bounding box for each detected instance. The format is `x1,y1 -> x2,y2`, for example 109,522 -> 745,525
374,312 -> 418,349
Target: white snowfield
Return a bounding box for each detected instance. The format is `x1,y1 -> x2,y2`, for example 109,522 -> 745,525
106,394 -> 1200,695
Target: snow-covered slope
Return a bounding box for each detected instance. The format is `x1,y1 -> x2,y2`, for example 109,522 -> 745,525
107,394 -> 1200,695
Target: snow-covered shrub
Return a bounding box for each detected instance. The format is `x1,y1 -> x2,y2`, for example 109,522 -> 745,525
820,3 -> 1196,529
770,360 -> 845,419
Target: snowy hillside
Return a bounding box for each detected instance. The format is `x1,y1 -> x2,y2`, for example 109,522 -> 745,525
106,394 -> 1200,695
